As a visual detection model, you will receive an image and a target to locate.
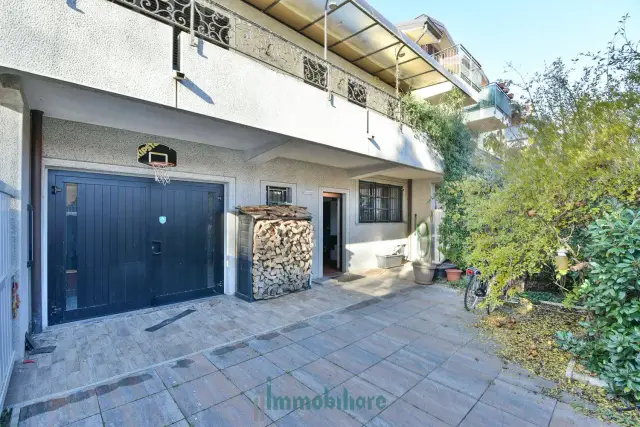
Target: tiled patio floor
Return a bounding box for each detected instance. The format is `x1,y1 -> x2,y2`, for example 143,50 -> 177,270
6,275 -> 616,426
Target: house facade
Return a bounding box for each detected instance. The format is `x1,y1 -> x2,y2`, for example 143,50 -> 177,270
0,0 -> 509,404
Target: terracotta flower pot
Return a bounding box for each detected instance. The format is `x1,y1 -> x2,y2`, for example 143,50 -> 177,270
445,268 -> 463,282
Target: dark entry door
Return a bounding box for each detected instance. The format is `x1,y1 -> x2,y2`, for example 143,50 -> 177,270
48,170 -> 224,325
149,181 -> 224,305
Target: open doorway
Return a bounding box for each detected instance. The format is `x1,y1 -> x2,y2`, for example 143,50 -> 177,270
322,192 -> 343,277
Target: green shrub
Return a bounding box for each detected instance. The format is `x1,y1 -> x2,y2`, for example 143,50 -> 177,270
557,207 -> 640,402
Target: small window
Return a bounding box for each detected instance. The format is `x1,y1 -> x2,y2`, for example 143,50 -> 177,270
303,57 -> 327,89
359,181 -> 403,223
348,79 -> 367,106
266,186 -> 292,206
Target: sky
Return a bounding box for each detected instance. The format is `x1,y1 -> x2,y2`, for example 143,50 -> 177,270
367,0 -> 640,89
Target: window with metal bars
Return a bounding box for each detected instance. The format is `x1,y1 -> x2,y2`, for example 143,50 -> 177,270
303,56 -> 327,89
347,79 -> 367,106
359,181 -> 403,223
266,186 -> 292,206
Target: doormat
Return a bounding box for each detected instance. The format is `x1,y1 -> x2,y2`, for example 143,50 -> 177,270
145,309 -> 196,332
333,273 -> 365,283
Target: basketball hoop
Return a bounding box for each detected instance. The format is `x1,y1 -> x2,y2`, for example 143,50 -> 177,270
138,142 -> 178,186
149,161 -> 173,186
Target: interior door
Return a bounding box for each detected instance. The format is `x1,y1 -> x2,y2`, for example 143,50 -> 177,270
149,181 -> 224,304
48,171 -> 151,324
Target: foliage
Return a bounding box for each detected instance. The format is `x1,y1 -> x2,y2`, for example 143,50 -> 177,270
481,306 -> 640,426
458,18 -> 640,302
401,91 -> 476,265
557,207 -> 640,402
520,290 -> 565,304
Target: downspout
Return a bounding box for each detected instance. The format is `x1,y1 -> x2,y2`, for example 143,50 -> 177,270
29,110 -> 43,333
407,179 -> 413,259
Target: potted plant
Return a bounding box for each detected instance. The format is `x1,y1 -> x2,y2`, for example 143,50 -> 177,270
412,220 -> 437,284
445,268 -> 463,281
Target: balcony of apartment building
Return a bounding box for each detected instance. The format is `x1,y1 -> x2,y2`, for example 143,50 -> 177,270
0,0 -> 476,179
464,82 -> 513,132
414,44 -> 512,131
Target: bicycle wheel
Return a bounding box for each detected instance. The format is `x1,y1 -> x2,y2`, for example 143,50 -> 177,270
464,275 -> 481,311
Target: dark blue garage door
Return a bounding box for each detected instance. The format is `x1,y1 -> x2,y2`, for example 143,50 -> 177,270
47,170 -> 224,325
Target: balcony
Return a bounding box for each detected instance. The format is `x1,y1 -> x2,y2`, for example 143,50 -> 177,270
433,44 -> 489,93
465,83 -> 512,132
110,0 -> 400,119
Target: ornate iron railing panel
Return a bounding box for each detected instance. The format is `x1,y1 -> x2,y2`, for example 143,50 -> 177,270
109,0 -> 400,120
303,57 -> 328,89
347,79 -> 367,107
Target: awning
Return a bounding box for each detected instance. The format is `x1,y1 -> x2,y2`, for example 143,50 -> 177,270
241,0 -> 471,95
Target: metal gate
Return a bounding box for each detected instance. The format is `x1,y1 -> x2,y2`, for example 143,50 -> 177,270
0,181 -> 16,406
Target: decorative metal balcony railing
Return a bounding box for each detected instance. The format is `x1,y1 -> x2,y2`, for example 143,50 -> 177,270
110,0 -> 399,120
432,44 -> 488,93
465,83 -> 512,117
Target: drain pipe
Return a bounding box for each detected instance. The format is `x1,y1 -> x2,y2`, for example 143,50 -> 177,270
407,179 -> 413,259
29,110 -> 43,333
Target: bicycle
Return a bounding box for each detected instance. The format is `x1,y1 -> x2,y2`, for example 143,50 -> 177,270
464,267 -> 500,314
464,267 -> 519,314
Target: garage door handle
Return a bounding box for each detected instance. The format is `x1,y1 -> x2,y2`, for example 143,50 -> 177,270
152,240 -> 162,255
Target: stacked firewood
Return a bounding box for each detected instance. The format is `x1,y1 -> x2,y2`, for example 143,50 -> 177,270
252,219 -> 314,299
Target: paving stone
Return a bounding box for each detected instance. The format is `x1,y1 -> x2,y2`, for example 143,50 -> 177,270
365,309 -> 411,325
325,345 -> 382,374
377,325 -> 423,345
95,369 -> 166,412
480,379 -> 557,426
306,312 -> 356,331
188,394 -> 271,427
168,420 -> 190,427
325,317 -> 384,343
367,398 -> 449,427
426,324 -> 476,346
459,401 -> 538,427
245,374 -> 317,421
276,405 -> 361,427
66,414 -> 104,427
354,333 -> 405,358
407,334 -> 461,360
18,389 -> 100,427
498,363 -> 558,394
359,360 -> 422,397
298,332 -> 349,357
386,302 -> 424,316
168,371 -> 241,416
102,390 -> 183,427
448,342 -> 506,378
247,332 -> 294,354
549,402 -> 618,427
386,348 -> 442,376
397,317 -> 435,334
402,378 -> 477,425
427,360 -> 493,398
223,356 -> 285,391
328,376 -> 396,424
205,342 -> 259,369
155,353 -> 218,387
264,343 -> 319,372
291,358 -> 353,394
279,322 -> 321,342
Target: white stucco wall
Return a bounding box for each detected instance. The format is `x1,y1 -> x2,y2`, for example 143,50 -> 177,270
0,0 -> 442,174
0,75 -> 30,386
42,118 -> 418,282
